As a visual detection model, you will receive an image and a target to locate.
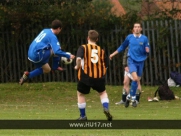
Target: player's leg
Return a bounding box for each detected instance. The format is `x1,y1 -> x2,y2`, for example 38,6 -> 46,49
115,72 -> 130,105
52,55 -> 65,72
77,81 -> 90,120
127,61 -> 144,107
19,63 -> 51,85
19,49 -> 51,85
136,77 -> 141,103
93,80 -> 112,121
77,91 -> 87,120
99,91 -> 109,110
99,90 -> 112,121
125,58 -> 139,107
123,72 -> 131,100
135,62 -> 144,104
129,72 -> 139,107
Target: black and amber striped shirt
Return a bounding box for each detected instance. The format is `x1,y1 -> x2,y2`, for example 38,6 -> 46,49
76,44 -> 108,83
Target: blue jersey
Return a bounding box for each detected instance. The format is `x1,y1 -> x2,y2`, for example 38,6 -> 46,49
117,34 -> 150,62
28,29 -> 70,62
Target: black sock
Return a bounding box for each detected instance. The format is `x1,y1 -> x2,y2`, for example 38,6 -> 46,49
122,94 -> 127,102
136,93 -> 141,102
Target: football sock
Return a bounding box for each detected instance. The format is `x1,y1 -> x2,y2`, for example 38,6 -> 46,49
101,97 -> 109,109
126,93 -> 131,100
131,96 -> 136,101
122,88 -> 127,102
78,103 -> 86,117
136,92 -> 141,102
52,57 -> 60,70
130,81 -> 138,98
29,68 -> 43,78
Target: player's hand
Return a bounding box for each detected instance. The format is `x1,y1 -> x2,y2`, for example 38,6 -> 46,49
109,51 -> 118,60
74,65 -> 80,70
145,47 -> 149,53
109,54 -> 113,60
74,66 -> 77,70
70,55 -> 75,59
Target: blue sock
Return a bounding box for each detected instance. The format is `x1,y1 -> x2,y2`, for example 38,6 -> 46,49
79,108 -> 86,117
29,68 -> 43,79
130,81 -> 138,97
101,98 -> 109,109
103,103 -> 109,109
52,57 -> 60,70
78,103 -> 86,117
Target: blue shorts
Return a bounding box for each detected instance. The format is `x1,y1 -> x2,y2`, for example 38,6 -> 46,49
128,57 -> 144,77
33,49 -> 51,68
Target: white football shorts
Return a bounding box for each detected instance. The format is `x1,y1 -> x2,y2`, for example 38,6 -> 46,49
124,71 -> 133,80
124,71 -> 141,80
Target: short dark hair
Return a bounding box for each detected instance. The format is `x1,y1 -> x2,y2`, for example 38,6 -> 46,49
88,30 -> 99,42
51,19 -> 62,29
133,22 -> 142,28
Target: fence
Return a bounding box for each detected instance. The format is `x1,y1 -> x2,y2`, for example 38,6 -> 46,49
0,20 -> 181,85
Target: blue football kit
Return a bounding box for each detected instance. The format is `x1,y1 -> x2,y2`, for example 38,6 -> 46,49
28,29 -> 70,64
27,29 -> 69,78
116,34 -> 150,100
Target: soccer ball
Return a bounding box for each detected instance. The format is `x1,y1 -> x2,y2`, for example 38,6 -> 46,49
61,52 -> 73,65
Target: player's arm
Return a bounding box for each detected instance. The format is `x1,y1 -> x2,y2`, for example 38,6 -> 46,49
55,48 -> 70,58
109,50 -> 119,60
109,36 -> 129,60
74,46 -> 84,70
54,48 -> 75,59
75,57 -> 81,70
144,37 -> 150,56
50,37 -> 73,59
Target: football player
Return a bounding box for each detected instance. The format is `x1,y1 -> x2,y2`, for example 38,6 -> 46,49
110,22 -> 150,107
19,19 -> 75,85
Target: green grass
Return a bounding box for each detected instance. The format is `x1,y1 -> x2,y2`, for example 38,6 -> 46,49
0,82 -> 181,135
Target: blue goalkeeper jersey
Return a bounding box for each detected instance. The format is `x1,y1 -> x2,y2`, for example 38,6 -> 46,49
117,34 -> 150,62
28,29 -> 70,62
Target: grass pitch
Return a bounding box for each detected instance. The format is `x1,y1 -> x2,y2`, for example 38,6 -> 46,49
0,82 -> 181,136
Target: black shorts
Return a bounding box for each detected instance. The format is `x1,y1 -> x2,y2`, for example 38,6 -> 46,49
77,81 -> 106,94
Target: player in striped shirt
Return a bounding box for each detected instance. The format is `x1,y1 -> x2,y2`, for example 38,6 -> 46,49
74,30 -> 112,121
